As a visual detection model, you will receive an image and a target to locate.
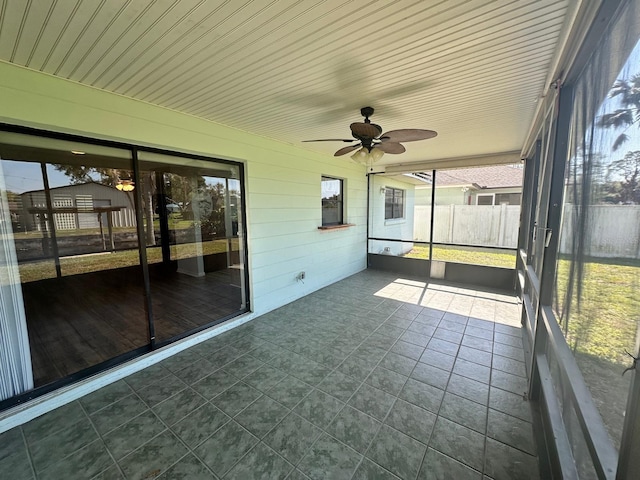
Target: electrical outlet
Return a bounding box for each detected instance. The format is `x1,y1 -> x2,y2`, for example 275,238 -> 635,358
296,271 -> 306,282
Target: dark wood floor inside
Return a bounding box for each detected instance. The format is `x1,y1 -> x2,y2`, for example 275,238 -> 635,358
22,264 -> 244,387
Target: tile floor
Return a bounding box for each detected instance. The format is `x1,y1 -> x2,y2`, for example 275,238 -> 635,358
1,270 -> 540,480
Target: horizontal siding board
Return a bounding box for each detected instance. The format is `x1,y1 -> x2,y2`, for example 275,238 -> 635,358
0,63 -> 368,318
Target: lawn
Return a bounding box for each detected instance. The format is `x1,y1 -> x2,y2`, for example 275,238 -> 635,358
554,259 -> 640,449
555,258 -> 640,366
403,245 -> 638,367
17,239 -> 237,283
403,244 -> 517,268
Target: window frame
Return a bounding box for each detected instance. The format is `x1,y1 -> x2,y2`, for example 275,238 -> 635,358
321,175 -> 344,226
384,187 -> 405,220
494,192 -> 522,205
476,193 -> 495,205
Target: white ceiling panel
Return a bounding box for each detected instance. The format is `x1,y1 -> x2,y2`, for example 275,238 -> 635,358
0,0 -> 574,166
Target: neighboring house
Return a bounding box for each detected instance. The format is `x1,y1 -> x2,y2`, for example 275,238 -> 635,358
404,166 -> 524,247
19,182 -> 136,232
370,165 -> 525,254
414,164 -> 524,206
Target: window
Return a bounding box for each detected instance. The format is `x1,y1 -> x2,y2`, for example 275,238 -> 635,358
476,194 -> 494,205
477,193 -> 522,205
385,187 -> 404,219
495,193 -> 522,205
321,176 -> 343,225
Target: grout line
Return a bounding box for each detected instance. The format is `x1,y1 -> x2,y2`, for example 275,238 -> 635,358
63,275 -> 524,480
480,325 -> 497,478
77,401 -> 127,480
258,301 -> 404,477
19,426 -> 37,480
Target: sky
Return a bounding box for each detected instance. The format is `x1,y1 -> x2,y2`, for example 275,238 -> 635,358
0,160 -> 233,195
0,161 -> 62,193
592,37 -> 640,177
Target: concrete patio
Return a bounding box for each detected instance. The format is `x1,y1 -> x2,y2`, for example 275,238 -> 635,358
1,270 -> 538,480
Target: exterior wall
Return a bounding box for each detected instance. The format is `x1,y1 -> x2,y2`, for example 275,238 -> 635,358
369,176 -> 415,256
0,62 -> 367,317
416,186 -> 523,206
435,186 -> 471,205
416,185 -> 466,205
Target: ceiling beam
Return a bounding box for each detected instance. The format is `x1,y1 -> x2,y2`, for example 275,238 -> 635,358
378,151 -> 522,174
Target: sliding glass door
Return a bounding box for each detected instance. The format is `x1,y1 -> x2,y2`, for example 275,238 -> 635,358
0,128 -> 248,406
138,151 -> 246,343
0,132 -> 149,388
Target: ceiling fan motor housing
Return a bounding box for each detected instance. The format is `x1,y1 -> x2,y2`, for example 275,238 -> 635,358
360,106 -> 375,121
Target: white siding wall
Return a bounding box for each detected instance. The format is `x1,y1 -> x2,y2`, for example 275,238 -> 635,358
369,176 -> 415,256
0,62 -> 367,317
247,163 -> 367,314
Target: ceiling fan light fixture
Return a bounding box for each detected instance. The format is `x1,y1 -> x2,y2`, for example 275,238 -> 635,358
370,147 -> 384,163
350,146 -> 385,165
350,147 -> 369,163
116,179 -> 135,192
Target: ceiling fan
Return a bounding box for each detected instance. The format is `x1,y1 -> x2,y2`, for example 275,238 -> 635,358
303,106 -> 437,163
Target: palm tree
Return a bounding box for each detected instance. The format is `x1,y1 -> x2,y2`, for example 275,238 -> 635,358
597,73 -> 640,150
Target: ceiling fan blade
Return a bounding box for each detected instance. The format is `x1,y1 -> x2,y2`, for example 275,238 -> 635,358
376,142 -> 406,154
350,122 -> 382,139
334,145 -> 361,156
380,129 -> 438,143
302,139 -> 356,142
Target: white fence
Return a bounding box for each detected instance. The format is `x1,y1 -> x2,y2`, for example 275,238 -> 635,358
414,204 -> 640,259
414,205 -> 520,248
559,205 -> 640,259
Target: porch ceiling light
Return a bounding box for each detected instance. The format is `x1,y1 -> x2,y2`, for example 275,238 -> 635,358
350,146 -> 385,165
116,179 -> 135,192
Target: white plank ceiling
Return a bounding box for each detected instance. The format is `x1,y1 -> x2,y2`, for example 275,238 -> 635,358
0,0 -> 571,166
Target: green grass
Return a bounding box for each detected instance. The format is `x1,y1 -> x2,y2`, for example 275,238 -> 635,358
404,244 -> 516,268
403,245 -> 638,366
555,259 -> 640,366
18,239 -> 237,283
17,237 -> 639,368
12,226 -> 137,239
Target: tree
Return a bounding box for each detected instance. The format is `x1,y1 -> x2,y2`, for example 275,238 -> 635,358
607,150 -> 640,204
53,165 -> 120,185
53,164 -> 154,243
597,73 -> 640,151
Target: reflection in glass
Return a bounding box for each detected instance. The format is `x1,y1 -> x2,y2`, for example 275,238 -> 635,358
138,152 -> 246,342
0,132 -> 148,387
321,176 -> 343,226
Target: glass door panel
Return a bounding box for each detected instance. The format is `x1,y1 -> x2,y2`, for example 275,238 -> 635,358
0,132 -> 148,388
138,151 -> 246,343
